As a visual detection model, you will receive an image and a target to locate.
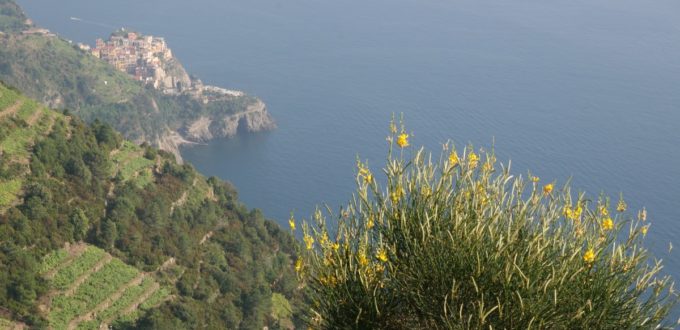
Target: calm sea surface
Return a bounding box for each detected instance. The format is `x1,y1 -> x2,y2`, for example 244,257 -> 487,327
19,0 -> 680,287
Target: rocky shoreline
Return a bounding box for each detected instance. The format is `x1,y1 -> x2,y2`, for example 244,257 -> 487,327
156,99 -> 276,163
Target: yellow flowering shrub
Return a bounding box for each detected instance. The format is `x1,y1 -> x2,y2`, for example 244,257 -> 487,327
295,119 -> 677,329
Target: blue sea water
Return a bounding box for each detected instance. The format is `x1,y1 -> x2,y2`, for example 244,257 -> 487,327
19,0 -> 680,292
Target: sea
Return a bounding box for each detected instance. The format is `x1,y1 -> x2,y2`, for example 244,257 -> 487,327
18,0 -> 680,296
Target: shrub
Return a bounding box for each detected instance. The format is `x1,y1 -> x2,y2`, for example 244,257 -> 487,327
295,119 -> 677,329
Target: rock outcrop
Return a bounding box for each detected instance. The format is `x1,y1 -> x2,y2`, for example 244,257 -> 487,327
161,99 -> 276,163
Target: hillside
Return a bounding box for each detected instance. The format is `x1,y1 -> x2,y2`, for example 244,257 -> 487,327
0,83 -> 302,328
0,0 -> 275,161
0,0 -> 27,33
40,244 -> 170,329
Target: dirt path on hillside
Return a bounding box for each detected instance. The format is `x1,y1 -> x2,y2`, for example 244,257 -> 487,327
0,100 -> 22,121
44,113 -> 57,135
66,273 -> 147,330
102,282 -> 160,326
170,178 -> 199,214
25,108 -> 43,126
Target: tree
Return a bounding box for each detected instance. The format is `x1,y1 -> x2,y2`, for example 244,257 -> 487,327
70,208 -> 89,241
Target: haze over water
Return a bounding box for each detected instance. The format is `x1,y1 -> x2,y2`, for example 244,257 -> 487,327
19,0 -> 680,283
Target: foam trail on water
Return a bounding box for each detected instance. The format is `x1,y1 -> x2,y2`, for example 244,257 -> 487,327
69,16 -> 117,30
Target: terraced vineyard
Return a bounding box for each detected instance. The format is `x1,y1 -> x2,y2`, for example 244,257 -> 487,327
0,317 -> 24,330
40,244 -> 170,330
110,140 -> 156,188
0,85 -> 60,210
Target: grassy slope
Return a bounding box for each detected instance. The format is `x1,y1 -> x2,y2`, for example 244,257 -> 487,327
0,83 -> 301,328
41,245 -> 169,330
0,84 -> 58,209
0,0 -> 27,33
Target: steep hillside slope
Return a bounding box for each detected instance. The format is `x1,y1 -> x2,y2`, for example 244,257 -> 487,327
0,1 -> 275,161
0,0 -> 27,33
0,83 -> 301,329
40,244 -> 170,330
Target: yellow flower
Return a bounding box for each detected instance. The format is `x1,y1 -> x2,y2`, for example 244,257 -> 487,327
617,199 -> 627,212
376,248 -> 388,263
304,234 -> 314,250
397,133 -> 409,148
366,215 -> 375,229
531,176 -> 540,183
599,205 -> 609,217
468,151 -> 479,169
420,185 -> 431,197
332,243 -> 340,251
564,204 -> 582,221
319,275 -> 338,286
543,183 -> 554,195
482,162 -> 493,172
583,248 -> 596,263
602,217 -> 614,230
449,151 -> 459,167
358,165 -> 373,184
319,231 -> 329,246
573,205 -> 583,220
641,225 -> 649,235
374,263 -> 385,274
358,251 -> 369,267
288,217 -> 296,231
391,186 -> 404,204
295,258 -> 303,273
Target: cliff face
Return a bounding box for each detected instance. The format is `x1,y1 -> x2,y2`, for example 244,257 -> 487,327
161,99 -> 276,162
184,100 -> 276,142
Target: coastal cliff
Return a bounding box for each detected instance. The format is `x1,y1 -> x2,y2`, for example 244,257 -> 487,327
0,20 -> 277,161
158,99 -> 276,162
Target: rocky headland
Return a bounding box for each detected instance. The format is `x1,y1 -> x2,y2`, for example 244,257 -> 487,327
90,29 -> 276,162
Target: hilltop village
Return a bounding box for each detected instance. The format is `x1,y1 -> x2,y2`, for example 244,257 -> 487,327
87,29 -> 243,99
91,31 -> 176,88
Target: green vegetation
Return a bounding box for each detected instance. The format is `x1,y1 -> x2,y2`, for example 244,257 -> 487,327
0,83 -> 19,108
0,0 -> 27,33
95,276 -> 154,323
50,259 -> 137,329
0,83 -> 302,328
296,120 -> 677,329
0,178 -> 21,208
0,0 -> 263,147
139,287 -> 170,310
51,247 -> 107,290
43,245 -> 167,329
39,249 -> 69,274
111,140 -> 155,186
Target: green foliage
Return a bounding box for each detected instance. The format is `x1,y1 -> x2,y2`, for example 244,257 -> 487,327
271,292 -> 294,328
0,0 -> 27,33
0,178 -> 21,207
95,276 -> 154,323
39,249 -> 69,274
51,247 -> 107,291
139,287 -> 170,310
0,83 -> 302,328
49,258 -> 139,329
0,84 -> 19,108
297,120 -> 678,329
